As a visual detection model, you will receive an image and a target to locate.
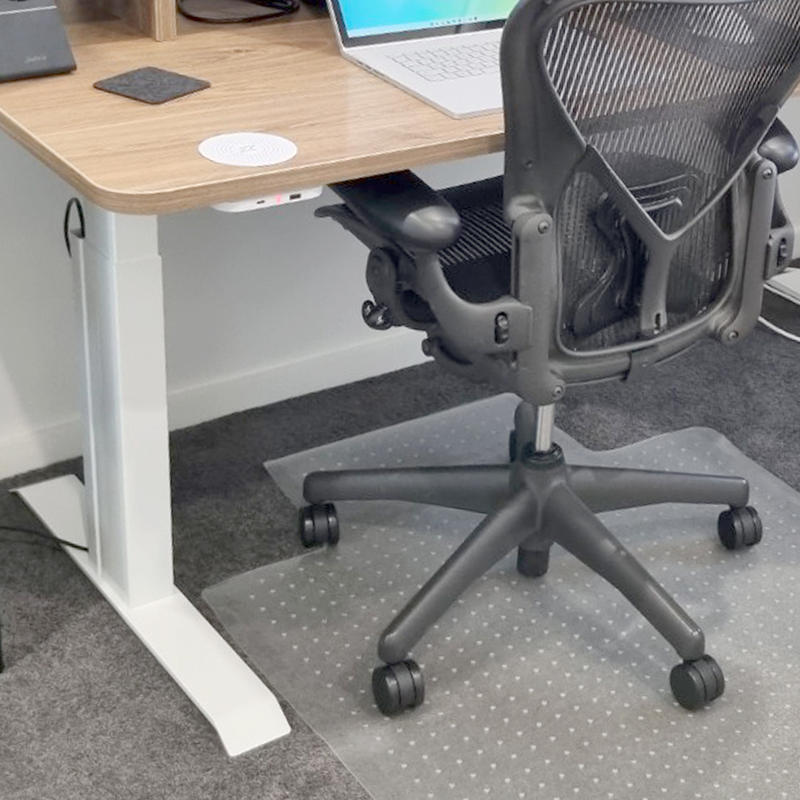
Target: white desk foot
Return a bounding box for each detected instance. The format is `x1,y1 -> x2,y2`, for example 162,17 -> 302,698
14,475 -> 291,757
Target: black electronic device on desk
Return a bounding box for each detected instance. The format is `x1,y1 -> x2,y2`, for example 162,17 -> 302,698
177,0 -> 326,24
0,0 -> 75,83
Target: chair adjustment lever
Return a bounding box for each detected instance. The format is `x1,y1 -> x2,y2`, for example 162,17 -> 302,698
362,300 -> 394,330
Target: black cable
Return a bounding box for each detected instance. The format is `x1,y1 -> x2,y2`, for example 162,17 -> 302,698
0,526 -> 88,673
0,526 -> 88,676
0,525 -> 89,553
63,197 -> 85,258
0,534 -> 61,552
178,0 -> 299,24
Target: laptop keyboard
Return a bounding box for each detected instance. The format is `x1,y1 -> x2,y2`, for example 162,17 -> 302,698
389,40 -> 500,83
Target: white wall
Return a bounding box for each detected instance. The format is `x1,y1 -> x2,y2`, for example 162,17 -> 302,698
776,100 -> 800,254
0,131 -> 503,478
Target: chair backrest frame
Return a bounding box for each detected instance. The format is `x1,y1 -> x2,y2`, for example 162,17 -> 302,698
500,0 -> 800,404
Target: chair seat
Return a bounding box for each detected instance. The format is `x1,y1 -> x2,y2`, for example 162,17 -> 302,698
439,176 -> 512,303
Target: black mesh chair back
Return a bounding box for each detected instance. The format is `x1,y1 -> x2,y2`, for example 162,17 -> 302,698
502,0 -> 800,363
303,0 -> 800,718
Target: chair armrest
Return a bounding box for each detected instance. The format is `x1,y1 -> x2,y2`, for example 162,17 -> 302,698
758,118 -> 799,174
329,171 -> 462,251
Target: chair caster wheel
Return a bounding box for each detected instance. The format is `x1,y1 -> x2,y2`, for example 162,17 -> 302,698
718,506 -> 762,550
670,655 -> 725,710
372,660 -> 425,715
298,503 -> 339,547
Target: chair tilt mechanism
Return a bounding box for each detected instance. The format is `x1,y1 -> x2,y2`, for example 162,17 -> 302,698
299,0 -> 800,717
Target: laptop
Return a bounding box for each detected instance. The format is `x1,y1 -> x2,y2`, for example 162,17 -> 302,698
326,0 -> 519,118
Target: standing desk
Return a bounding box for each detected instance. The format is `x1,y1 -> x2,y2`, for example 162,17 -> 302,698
10,8 -> 797,760
0,14 -> 503,756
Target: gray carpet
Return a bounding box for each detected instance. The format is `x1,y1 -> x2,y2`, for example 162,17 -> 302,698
0,324 -> 798,800
206,397 -> 800,800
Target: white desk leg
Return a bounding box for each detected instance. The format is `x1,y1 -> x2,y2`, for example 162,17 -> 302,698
14,201 -> 290,756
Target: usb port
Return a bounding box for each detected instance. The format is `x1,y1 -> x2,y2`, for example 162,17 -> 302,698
289,193 -> 302,201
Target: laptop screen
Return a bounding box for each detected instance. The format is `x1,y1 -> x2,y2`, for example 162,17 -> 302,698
330,0 -> 519,47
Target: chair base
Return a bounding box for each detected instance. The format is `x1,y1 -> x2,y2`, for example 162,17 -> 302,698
300,409 -> 759,714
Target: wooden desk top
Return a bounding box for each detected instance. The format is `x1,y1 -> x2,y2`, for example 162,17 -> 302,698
3,14 -> 798,216
0,16 -> 504,215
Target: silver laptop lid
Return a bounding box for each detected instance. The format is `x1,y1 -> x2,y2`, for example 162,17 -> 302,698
328,0 -> 518,48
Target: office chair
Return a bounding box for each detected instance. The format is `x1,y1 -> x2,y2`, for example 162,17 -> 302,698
301,0 -> 800,715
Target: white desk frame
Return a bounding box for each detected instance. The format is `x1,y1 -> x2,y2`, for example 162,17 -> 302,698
14,200 -> 291,757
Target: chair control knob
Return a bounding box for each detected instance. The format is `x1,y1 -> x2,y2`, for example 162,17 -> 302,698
494,312 -> 510,344
362,300 -> 393,330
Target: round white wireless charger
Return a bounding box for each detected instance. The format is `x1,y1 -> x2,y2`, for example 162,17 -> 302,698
198,132 -> 298,167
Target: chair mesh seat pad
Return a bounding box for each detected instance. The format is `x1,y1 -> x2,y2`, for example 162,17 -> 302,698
432,173 -> 717,350
438,176 -> 512,303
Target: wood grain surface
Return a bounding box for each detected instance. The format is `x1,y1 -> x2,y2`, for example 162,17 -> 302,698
60,0 -> 178,39
129,0 -> 178,41
0,17 -> 503,214
1,15 -> 796,215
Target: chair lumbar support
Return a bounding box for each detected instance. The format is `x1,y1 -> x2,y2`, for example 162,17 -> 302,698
297,401 -> 763,715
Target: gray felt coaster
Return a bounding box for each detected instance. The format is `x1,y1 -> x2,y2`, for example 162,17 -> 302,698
204,395 -> 800,800
94,67 -> 210,104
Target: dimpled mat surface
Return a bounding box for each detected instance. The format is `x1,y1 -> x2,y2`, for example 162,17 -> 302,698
204,394 -> 800,800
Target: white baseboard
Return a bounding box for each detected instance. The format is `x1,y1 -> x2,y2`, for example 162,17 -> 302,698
0,417 -> 81,482
0,330 -> 426,481
166,329 -> 427,431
